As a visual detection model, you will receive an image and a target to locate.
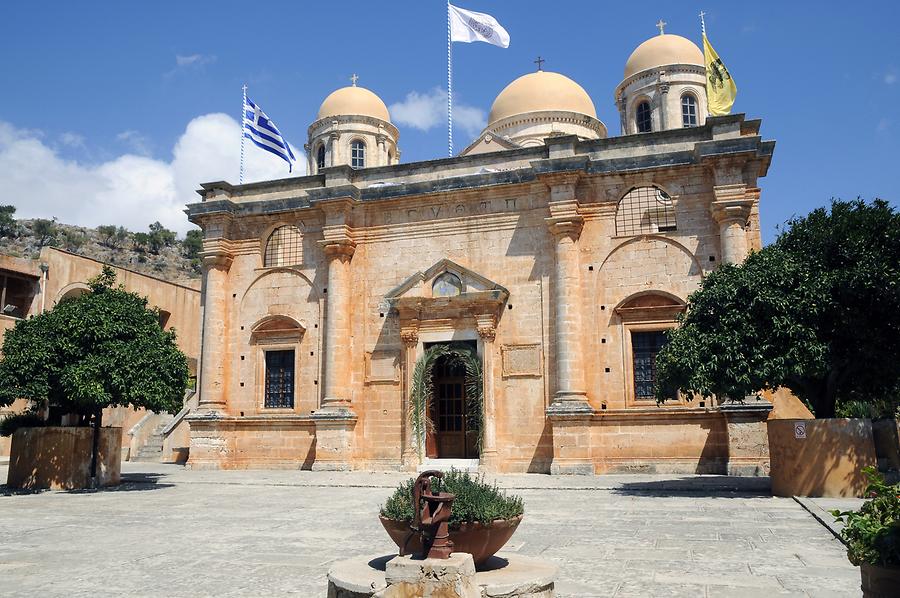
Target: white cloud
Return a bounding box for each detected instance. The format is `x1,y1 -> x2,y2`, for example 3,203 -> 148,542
116,130 -> 152,156
0,114 -> 305,235
390,87 -> 486,139
59,132 -> 85,148
175,53 -> 216,68
885,72 -> 897,85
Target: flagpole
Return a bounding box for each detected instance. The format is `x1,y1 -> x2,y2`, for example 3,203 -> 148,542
447,0 -> 453,157
240,84 -> 247,184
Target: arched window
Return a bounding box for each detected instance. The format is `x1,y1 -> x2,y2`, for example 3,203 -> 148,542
681,94 -> 698,128
351,140 -> 366,168
432,272 -> 463,297
635,101 -> 652,133
263,225 -> 303,267
316,144 -> 326,171
615,186 -> 677,236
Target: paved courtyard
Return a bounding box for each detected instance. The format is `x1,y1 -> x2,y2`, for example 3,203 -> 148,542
0,463 -> 863,597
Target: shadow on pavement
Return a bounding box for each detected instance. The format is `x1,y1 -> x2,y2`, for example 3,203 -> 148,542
611,476 -> 771,497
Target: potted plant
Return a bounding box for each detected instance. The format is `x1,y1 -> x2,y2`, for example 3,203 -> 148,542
831,466 -> 900,597
379,468 -> 524,565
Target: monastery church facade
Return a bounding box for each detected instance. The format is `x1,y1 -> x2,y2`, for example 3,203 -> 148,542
186,32 -> 782,474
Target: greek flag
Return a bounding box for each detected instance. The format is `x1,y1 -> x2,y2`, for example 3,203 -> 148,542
243,96 -> 296,171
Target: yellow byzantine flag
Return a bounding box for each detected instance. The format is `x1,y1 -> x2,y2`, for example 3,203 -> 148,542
703,33 -> 737,115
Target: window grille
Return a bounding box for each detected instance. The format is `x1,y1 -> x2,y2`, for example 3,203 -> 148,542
615,186 -> 677,236
681,94 -> 698,127
264,225 -> 303,267
264,350 -> 295,408
316,145 -> 326,171
351,140 -> 366,168
636,101 -> 652,133
631,331 -> 668,400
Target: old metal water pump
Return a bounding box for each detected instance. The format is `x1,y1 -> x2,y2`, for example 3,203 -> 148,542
406,470 -> 456,559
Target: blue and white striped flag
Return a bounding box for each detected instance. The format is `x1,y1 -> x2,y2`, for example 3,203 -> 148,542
243,96 -> 296,172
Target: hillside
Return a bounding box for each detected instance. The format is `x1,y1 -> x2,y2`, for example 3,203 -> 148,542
0,217 -> 202,285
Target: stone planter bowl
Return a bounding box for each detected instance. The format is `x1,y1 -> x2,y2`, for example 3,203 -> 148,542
379,515 -> 523,566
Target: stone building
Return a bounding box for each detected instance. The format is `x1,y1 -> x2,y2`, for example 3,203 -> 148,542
186,31 -> 795,473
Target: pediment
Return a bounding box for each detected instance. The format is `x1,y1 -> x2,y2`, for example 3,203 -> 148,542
385,259 -> 508,303
459,129 -> 520,157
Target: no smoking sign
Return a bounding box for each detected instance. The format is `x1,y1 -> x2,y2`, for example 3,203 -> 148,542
794,421 -> 807,439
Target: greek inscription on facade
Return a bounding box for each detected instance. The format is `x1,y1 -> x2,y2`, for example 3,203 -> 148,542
431,206 -> 442,218
455,204 -> 465,214
506,198 -> 516,210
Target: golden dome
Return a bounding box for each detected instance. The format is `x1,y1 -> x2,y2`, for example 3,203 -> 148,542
316,85 -> 390,122
488,71 -> 597,126
623,34 -> 703,79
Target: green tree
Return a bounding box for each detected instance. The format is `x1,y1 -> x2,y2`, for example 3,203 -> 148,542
0,205 -> 18,238
132,232 -> 150,252
32,218 -> 58,248
0,267 -> 189,479
182,229 -> 203,259
98,225 -> 129,249
656,199 -> 900,418
148,221 -> 176,254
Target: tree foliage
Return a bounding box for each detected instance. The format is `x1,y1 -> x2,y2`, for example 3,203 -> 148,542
0,205 -> 18,238
182,229 -> 203,259
32,218 -> 58,248
98,224 -> 128,249
147,221 -> 176,254
656,199 -> 900,418
0,267 -> 189,417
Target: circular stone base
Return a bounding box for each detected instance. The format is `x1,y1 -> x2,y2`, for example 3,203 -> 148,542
327,553 -> 557,597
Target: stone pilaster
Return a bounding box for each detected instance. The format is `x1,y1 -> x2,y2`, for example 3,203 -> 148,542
312,200 -> 357,471
197,250 -> 233,414
400,323 -> 419,469
542,180 -> 594,476
545,197 -> 591,413
475,313 -> 498,470
710,184 -> 754,265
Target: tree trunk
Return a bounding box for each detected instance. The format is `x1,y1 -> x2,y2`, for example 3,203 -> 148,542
89,408 -> 102,487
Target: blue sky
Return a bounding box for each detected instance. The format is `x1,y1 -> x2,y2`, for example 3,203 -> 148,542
1,1 -> 898,239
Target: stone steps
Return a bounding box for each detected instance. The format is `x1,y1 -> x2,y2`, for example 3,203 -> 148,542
131,416 -> 174,462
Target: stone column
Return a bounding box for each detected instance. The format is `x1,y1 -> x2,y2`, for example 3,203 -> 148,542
312,200 -> 358,471
197,253 -> 232,413
476,314 -> 498,470
400,323 -> 420,469
711,184 -> 754,265
545,211 -> 590,412
319,241 -> 355,410
544,186 -> 594,475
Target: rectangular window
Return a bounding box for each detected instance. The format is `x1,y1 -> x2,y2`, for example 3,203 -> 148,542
631,331 -> 668,400
264,350 -> 295,408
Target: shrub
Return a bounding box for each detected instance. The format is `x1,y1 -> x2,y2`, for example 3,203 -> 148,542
380,468 -> 524,527
831,467 -> 900,567
0,412 -> 46,437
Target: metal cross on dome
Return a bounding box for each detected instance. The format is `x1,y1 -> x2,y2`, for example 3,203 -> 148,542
534,56 -> 545,71
656,19 -> 667,35
350,73 -> 359,86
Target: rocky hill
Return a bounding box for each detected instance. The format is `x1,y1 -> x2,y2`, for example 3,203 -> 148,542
0,217 -> 202,285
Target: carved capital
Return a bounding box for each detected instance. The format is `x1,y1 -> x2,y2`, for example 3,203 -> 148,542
710,184 -> 754,225
474,313 -> 497,341
320,240 -> 356,261
400,323 -> 419,347
546,217 -> 584,241
200,252 -> 233,272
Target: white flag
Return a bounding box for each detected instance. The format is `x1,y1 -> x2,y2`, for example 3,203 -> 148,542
449,4 -> 510,48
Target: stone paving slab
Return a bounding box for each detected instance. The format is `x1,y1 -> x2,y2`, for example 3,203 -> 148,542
0,463 -> 861,597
